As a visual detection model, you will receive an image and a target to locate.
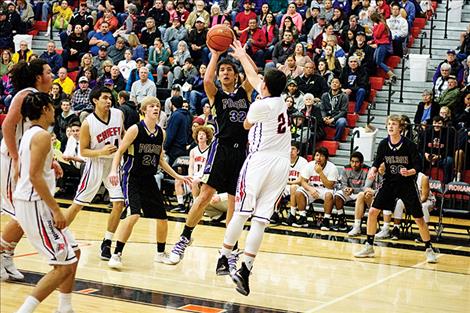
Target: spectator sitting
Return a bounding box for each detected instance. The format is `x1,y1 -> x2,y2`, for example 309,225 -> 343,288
438,75 -> 461,113
267,30 -> 296,69
279,55 -> 304,80
140,17 -> 162,50
349,31 -> 376,76
127,33 -> 146,63
174,57 -> 198,87
199,102 -> 215,125
54,98 -> 79,145
92,47 -> 113,77
0,10 -> 13,50
107,37 -> 126,65
376,0 -> 391,19
209,3 -> 226,27
295,61 -> 329,101
164,16 -> 188,53
148,38 -> 173,88
58,121 -> 85,194
67,2 -> 93,35
93,9 -> 119,33
164,85 -> 182,115
433,62 -> 451,99
77,53 -> 97,82
125,58 -> 155,92
130,67 -> 157,103
148,0 -> 170,35
113,4 -> 138,38
439,106 -> 453,127
268,0 -> 289,25
97,60 -> 113,85
341,14 -> 364,43
400,0 -> 416,30
63,24 -> 90,70
261,12 -> 279,59
387,2 -> 408,58
185,0 -> 210,31
117,91 -> 139,130
283,79 -> 305,111
285,95 -> 299,119
49,82 -> 68,117
12,40 -> 33,64
44,0 -> 73,37
350,0 -> 364,17
414,89 -> 440,128
6,2 -> 24,35
71,76 -> 93,117
324,34 -> 346,67
188,16 -> 209,66
302,93 -> 325,142
307,13 -> 327,47
15,0 -> 34,33
234,0 -> 257,35
320,77 -> 348,141
109,65 -> 126,92
40,41 -> 63,76
118,49 -> 137,81
317,58 -> 334,87
293,43 -> 313,68
239,17 -> 267,68
53,67 -> 75,95
433,49 -> 464,85
89,21 -> 116,56
0,50 -> 13,77
331,7 -> 347,35
164,96 -> 191,165
184,64 -> 208,115
459,24 -> 470,60
175,0 -> 190,25
340,55 -> 369,113
279,15 -> 299,42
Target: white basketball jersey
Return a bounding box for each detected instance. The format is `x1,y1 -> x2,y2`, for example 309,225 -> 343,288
289,156 -> 308,182
0,88 -> 38,155
86,108 -> 123,159
192,146 -> 209,179
14,126 -> 55,201
246,96 -> 291,158
301,160 -> 339,188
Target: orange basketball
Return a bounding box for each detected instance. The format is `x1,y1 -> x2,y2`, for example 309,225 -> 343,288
206,24 -> 234,52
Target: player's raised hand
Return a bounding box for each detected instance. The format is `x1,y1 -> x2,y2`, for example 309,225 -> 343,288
108,170 -> 119,186
208,46 -> 223,57
101,144 -> 117,156
229,40 -> 247,60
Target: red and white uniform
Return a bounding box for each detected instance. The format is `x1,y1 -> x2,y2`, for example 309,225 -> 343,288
298,160 -> 339,202
283,156 -> 308,196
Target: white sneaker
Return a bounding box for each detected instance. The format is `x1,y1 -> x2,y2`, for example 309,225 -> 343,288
108,253 -> 123,269
348,225 -> 361,237
2,254 -> 24,280
168,236 -> 193,265
375,226 -> 391,240
425,248 -> 438,263
354,242 -> 375,258
0,264 -> 8,281
154,251 -> 172,264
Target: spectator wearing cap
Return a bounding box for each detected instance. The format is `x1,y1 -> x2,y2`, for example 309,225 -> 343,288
320,77 -> 348,141
164,96 -> 191,165
149,37 -> 173,88
387,2 -> 408,58
117,90 -> 139,130
164,15 -> 188,53
140,17 -> 162,50
71,76 -> 92,114
40,41 -> 63,76
89,21 -> 116,56
234,0 -> 257,35
188,16 -> 209,66
239,17 -> 267,68
92,46 -> 113,77
307,13 -> 327,47
438,75 -> 461,112
414,89 -> 440,127
130,67 -> 157,103
348,30 -> 376,76
283,79 -> 305,111
107,37 -> 127,65
53,67 -> 75,95
339,55 -> 369,113
103,78 -> 119,103
433,62 -> 451,99
149,0 -> 171,35
185,0 -> 209,31
117,49 -> 137,81
295,61 -> 328,102
0,10 -> 13,50
266,29 -> 296,69
125,58 -> 155,92
6,2 -> 23,35
433,49 -> 464,85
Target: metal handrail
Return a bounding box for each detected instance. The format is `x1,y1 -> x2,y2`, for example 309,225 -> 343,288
366,101 -> 376,125
386,80 -> 396,114
429,11 -> 437,58
419,32 -> 427,54
399,55 -> 408,103
444,0 -> 450,39
349,128 -> 360,155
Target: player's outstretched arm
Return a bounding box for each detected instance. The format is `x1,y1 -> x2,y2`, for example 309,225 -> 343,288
109,125 -> 138,186
229,40 -> 261,93
204,47 -> 223,104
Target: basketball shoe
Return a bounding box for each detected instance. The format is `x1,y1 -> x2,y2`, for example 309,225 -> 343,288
168,236 -> 193,265
232,262 -> 250,296
320,217 -> 330,231
108,253 -> 123,269
216,255 -> 229,276
2,252 -> 24,280
282,213 -> 296,226
0,262 -> 8,281
348,225 -> 361,236
390,226 -> 401,240
375,226 -> 391,239
293,215 -> 308,228
100,240 -> 112,260
354,242 -> 375,258
425,248 -> 438,263
154,252 -> 172,264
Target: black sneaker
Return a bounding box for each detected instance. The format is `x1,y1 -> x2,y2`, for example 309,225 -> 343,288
270,212 -> 281,225
232,262 -> 250,296
170,205 -> 186,213
391,226 -> 400,240
331,215 -> 348,232
216,255 -> 230,276
320,218 -> 330,231
100,240 -> 112,260
292,215 -> 308,228
282,213 -> 296,226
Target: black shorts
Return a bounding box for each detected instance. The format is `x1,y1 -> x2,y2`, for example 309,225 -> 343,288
202,139 -> 247,196
121,175 -> 167,220
372,179 -> 423,218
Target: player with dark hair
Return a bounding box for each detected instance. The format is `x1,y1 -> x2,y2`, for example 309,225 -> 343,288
354,115 -> 438,263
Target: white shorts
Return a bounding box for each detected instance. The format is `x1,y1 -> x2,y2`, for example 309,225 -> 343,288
297,186 -> 334,204
335,190 -> 359,203
235,154 -> 290,224
283,184 -> 300,197
1,152 -> 16,217
14,199 -> 78,265
74,159 -> 124,205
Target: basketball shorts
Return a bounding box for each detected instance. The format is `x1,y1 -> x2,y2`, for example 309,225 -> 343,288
14,199 -> 78,265
394,198 -> 435,223
201,139 -> 247,196
372,180 -> 423,218
297,186 -> 334,204
121,175 -> 166,220
235,153 -> 290,224
335,190 -> 360,203
74,159 -> 124,205
1,153 -> 16,217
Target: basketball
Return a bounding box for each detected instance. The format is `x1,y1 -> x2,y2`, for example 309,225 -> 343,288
206,24 -> 234,52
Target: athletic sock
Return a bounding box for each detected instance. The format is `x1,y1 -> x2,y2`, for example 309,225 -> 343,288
17,296 -> 40,313
181,225 -> 194,240
176,195 -> 184,205
290,207 -> 297,216
243,256 -> 255,271
324,213 -> 331,219
58,292 -> 73,312
354,219 -> 361,227
299,210 -> 306,217
337,209 -> 344,215
220,246 -> 232,257
367,235 -> 374,246
104,231 -> 114,241
157,242 -> 166,253
114,241 -> 125,254
424,240 -> 433,249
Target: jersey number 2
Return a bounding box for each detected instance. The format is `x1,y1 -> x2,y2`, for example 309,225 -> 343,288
277,113 -> 287,134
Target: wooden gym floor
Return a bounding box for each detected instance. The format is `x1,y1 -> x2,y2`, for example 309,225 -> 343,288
1,203 -> 469,313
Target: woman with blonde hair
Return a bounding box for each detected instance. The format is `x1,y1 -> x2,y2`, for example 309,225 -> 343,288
127,33 -> 146,60
209,3 -> 225,27
77,53 -> 97,80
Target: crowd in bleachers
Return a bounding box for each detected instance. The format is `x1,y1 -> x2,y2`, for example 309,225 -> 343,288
0,0 -> 469,215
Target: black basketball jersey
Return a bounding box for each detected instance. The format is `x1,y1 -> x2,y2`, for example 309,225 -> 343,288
213,87 -> 249,146
122,121 -> 163,177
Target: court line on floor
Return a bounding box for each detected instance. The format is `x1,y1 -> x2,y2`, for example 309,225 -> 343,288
304,255 -> 444,313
